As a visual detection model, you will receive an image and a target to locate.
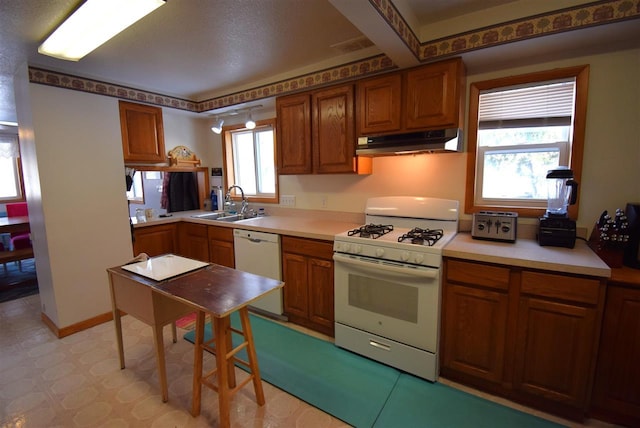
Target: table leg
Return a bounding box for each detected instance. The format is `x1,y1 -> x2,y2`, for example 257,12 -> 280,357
108,281 -> 125,370
191,310 -> 206,417
171,321 -> 177,343
214,316 -> 231,428
152,324 -> 169,402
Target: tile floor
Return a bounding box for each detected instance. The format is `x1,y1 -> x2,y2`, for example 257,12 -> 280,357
0,294 -> 620,427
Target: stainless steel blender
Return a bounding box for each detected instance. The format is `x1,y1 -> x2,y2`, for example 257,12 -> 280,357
538,167 -> 578,248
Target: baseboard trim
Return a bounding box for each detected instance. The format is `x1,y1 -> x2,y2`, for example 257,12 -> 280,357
41,311 -> 113,338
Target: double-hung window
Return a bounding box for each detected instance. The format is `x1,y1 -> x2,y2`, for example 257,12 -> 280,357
0,133 -> 24,202
223,119 -> 278,203
466,65 -> 589,218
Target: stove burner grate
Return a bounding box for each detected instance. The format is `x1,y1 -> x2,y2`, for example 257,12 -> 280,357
348,223 -> 394,239
398,227 -> 444,246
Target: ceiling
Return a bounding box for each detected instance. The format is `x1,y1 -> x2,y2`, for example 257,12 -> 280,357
1,0 -> 639,126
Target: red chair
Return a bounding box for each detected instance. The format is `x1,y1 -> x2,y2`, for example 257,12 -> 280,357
6,202 -> 32,270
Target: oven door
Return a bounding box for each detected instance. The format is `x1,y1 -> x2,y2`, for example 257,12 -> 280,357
333,252 -> 441,352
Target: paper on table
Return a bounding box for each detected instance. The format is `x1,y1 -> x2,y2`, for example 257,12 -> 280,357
121,254 -> 208,281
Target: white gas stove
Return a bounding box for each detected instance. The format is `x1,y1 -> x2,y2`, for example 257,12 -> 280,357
333,196 -> 459,381
333,196 -> 458,267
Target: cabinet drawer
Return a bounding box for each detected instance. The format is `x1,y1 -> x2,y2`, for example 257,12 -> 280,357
282,236 -> 333,259
446,259 -> 510,291
521,271 -> 601,305
207,225 -> 233,242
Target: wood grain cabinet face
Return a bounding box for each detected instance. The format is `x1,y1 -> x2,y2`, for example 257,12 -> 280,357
177,223 -> 209,262
442,258 -> 605,419
282,236 -> 334,336
591,284 -> 640,427
133,224 -> 176,257
405,58 -> 464,130
207,225 -> 234,268
312,85 -> 357,174
276,93 -> 312,174
119,100 -> 166,163
357,74 -> 402,135
442,260 -> 510,383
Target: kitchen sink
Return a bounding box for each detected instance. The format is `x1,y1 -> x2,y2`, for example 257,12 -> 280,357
191,213 -> 225,220
191,213 -> 250,223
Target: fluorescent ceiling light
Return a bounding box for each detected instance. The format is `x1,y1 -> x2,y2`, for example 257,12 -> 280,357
38,0 -> 166,61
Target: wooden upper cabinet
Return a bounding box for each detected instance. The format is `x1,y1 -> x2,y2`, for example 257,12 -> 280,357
276,93 -> 312,174
357,73 -> 402,135
119,100 -> 166,163
405,58 -> 465,130
312,84 -> 358,174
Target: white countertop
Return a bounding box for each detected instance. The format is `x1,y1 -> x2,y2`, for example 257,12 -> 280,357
132,210 -> 362,241
444,233 -> 611,278
133,211 -> 611,277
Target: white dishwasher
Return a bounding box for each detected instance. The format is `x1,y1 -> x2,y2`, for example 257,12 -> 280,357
233,229 -> 283,315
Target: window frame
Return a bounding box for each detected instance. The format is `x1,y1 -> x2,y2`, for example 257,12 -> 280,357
0,133 -> 25,203
222,118 -> 279,204
465,65 -> 590,219
126,170 -> 145,204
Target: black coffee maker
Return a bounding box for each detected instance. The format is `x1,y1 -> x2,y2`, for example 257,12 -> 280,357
538,167 -> 578,248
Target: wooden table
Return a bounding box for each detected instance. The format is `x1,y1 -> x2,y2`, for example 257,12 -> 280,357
0,216 -> 33,269
107,259 -> 283,427
0,216 -> 30,234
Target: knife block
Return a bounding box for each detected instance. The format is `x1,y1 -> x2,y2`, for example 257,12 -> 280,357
588,223 -> 625,268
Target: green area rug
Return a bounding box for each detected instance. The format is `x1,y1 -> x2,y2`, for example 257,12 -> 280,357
184,314 -> 565,428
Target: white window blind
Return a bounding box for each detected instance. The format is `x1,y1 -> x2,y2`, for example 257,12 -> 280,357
479,79 -> 575,128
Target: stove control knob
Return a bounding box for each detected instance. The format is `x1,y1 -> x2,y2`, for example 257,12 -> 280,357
354,244 -> 362,254
401,251 -> 410,261
375,248 -> 385,257
342,243 -> 351,252
414,254 -> 425,264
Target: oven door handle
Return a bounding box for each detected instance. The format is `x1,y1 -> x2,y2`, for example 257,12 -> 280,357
333,253 -> 438,279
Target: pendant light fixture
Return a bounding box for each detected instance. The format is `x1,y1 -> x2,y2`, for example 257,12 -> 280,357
38,0 -> 166,61
209,105 -> 262,133
210,117 -> 224,134
245,112 -> 256,130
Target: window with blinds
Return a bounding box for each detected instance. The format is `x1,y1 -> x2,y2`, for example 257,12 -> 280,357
0,133 -> 24,202
474,78 -> 576,207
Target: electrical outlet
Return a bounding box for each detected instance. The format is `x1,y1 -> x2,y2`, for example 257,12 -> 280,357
321,195 -> 328,208
280,195 -> 296,207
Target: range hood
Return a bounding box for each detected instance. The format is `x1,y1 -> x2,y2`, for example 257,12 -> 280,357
356,128 -> 462,156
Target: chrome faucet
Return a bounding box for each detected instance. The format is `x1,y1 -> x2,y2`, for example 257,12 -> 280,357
226,185 -> 249,215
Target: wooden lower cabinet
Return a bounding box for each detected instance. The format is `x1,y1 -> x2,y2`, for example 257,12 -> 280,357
133,224 -> 177,257
442,258 -> 606,420
177,222 -> 209,262
591,280 -> 640,427
208,225 -> 234,268
282,236 -> 334,336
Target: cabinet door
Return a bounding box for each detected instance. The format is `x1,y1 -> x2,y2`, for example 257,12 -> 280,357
119,101 -> 166,163
514,297 -> 596,408
442,284 -> 509,383
207,226 -> 234,268
276,93 -> 312,174
312,85 -> 357,174
591,285 -> 640,426
308,256 -> 334,336
133,224 -> 176,257
357,73 -> 402,135
177,223 -> 209,262
405,58 -> 463,130
282,252 -> 309,319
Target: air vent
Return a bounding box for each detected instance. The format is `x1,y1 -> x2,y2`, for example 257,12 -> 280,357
330,36 -> 374,54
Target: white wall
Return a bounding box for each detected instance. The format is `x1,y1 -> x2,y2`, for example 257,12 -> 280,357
21,84 -> 206,329
268,48 -> 640,232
